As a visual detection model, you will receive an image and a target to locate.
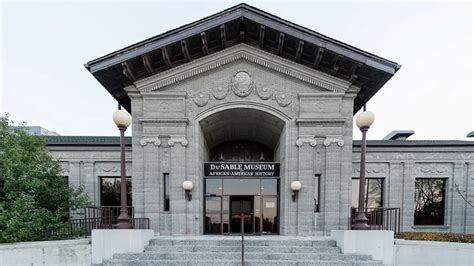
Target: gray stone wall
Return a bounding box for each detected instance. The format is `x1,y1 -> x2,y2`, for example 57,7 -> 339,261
352,146 -> 474,234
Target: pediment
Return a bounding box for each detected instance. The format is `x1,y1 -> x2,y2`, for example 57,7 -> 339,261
134,44 -> 351,94
85,3 -> 399,113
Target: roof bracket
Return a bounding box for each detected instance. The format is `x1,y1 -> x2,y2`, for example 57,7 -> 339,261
121,61 -> 136,82
161,47 -> 173,68
313,47 -> 325,68
331,55 -> 342,74
142,54 -> 156,75
240,17 -> 245,41
350,63 -> 363,82
295,40 -> 304,62
277,33 -> 285,55
181,40 -> 191,62
200,32 -> 209,55
220,24 -> 226,48
259,25 -> 265,48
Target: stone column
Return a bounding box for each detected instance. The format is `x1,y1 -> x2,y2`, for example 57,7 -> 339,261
83,161 -> 98,205
295,136 -> 317,235
323,135 -> 344,234
168,136 -> 188,235
451,162 -> 466,232
141,137 -> 161,232
401,162 -> 414,232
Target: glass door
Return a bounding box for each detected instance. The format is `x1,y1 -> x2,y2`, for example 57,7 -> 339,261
229,196 -> 254,234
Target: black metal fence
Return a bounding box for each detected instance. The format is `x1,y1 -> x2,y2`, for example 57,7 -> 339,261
37,206 -> 150,240
350,207 -> 401,235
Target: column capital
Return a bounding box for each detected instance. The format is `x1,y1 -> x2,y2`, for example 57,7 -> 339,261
140,136 -> 161,146
296,136 -> 317,147
323,135 -> 344,147
168,136 -> 188,147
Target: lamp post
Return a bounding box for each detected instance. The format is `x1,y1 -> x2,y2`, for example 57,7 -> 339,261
353,110 -> 375,230
113,108 -> 133,229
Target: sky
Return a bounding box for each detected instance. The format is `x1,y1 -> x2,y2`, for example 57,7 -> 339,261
0,0 -> 473,140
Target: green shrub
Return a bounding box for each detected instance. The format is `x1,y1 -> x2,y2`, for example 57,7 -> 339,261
0,114 -> 90,243
398,232 -> 474,243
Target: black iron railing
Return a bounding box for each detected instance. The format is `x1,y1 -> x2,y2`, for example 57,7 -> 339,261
37,206 -> 150,240
351,207 -> 401,235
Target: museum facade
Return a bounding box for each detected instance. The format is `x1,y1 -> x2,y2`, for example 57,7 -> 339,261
46,4 -> 474,236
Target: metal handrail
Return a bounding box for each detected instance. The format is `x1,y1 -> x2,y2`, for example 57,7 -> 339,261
350,207 -> 401,235
241,212 -> 245,266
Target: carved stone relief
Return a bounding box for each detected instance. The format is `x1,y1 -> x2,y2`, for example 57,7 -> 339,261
211,86 -> 228,100
323,135 -> 344,147
353,163 -> 388,176
140,137 -> 161,146
192,92 -> 210,107
415,163 -> 451,175
296,137 -> 317,147
256,86 -> 274,100
168,137 -> 188,147
274,91 -> 293,107
190,69 -> 296,112
231,70 -> 254,97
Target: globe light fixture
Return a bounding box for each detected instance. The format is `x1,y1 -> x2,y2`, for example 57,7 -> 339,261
291,181 -> 302,202
183,180 -> 194,201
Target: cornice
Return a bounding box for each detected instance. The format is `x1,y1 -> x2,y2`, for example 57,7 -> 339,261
138,118 -> 189,124
135,44 -> 350,93
296,117 -> 346,126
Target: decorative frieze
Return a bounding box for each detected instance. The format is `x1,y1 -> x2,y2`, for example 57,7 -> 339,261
140,137 -> 161,146
168,137 -> 188,147
323,135 -> 344,147
190,69 -> 295,110
415,163 -> 452,175
296,137 -> 317,147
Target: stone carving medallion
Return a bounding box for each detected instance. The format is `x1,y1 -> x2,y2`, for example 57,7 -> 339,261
274,92 -> 292,107
192,92 -> 210,107
231,70 -> 253,97
211,86 -> 228,100
256,86 -> 274,100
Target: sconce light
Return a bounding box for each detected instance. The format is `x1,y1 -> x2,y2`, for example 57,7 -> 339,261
182,180 -> 194,201
291,181 -> 302,202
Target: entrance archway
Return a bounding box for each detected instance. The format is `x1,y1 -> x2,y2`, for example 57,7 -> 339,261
199,108 -> 285,235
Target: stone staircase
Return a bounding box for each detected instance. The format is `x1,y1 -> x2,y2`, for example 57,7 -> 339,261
103,236 -> 382,265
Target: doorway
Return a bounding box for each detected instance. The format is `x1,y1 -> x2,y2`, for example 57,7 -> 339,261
230,196 -> 254,234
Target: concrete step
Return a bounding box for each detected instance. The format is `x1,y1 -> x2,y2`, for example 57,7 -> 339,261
113,252 -> 373,261
144,245 -> 342,253
149,239 -> 337,247
104,259 -> 383,266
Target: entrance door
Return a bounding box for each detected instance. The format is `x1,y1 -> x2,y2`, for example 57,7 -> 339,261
230,196 -> 253,234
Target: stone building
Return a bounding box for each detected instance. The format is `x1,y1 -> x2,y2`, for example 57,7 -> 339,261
47,4 -> 474,236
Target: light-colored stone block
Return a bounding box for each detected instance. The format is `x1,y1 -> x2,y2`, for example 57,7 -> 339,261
331,230 -> 394,265
394,239 -> 474,266
91,229 -> 154,264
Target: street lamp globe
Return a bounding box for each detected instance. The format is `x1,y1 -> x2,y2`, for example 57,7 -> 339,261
356,111 -> 375,129
113,109 -> 132,128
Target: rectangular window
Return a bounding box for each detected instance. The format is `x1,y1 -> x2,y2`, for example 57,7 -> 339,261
414,178 -> 446,225
314,175 -> 320,212
351,178 -> 384,209
100,177 -> 132,206
164,173 -> 170,211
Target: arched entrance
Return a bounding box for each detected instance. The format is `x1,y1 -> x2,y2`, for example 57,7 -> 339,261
199,108 -> 285,235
